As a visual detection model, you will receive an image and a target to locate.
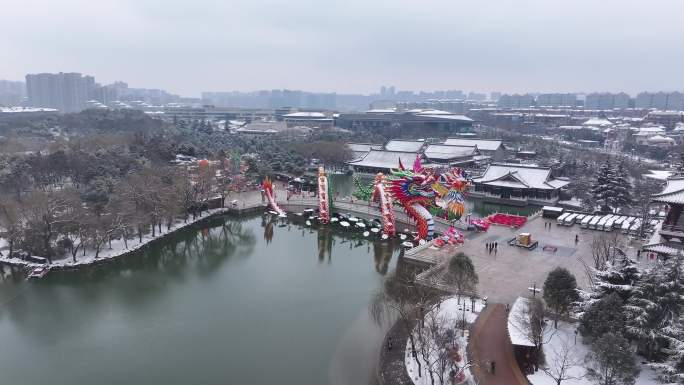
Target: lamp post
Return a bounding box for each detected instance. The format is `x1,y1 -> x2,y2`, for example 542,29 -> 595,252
528,282 -> 541,298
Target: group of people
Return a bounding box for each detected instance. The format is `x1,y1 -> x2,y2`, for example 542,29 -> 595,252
486,242 -> 498,255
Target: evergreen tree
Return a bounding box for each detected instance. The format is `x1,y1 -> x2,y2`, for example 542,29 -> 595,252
625,256 -> 684,381
611,161 -> 632,211
593,255 -> 641,301
543,267 -> 579,328
585,333 -> 640,385
591,160 -> 616,212
579,293 -> 627,342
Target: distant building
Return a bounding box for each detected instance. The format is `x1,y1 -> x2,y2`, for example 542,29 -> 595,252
470,163 -> 569,205
635,92 -> 684,111
468,92 -> 487,102
442,138 -> 505,161
584,92 -> 631,110
369,100 -> 396,110
0,106 -> 58,115
0,80 -> 26,106
644,111 -> 684,129
283,111 -> 333,129
236,121 -> 283,136
576,140 -> 601,148
336,109 -> 473,137
536,93 -> 577,107
25,72 -> 97,112
497,94 -> 535,108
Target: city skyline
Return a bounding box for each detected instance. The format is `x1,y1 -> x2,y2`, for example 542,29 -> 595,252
2,0 -> 684,96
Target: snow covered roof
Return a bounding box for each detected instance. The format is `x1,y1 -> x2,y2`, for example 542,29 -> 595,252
473,163 -> 570,190
365,108 -> 396,113
647,135 -> 675,143
583,118 -> 614,127
283,112 -> 328,118
443,138 -> 503,151
0,107 -> 59,113
413,109 -> 453,115
508,297 -> 536,347
347,143 -> 382,160
384,139 -> 425,152
652,177 -> 684,204
642,243 -> 683,256
347,150 -> 419,170
424,144 -> 479,160
643,170 -> 674,181
347,143 -> 382,153
419,114 -> 474,122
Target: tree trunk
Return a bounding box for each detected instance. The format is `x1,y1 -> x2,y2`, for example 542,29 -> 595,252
8,240 -> 13,259
138,226 -> 143,243
407,328 -> 421,377
158,221 -> 162,234
44,236 -> 52,263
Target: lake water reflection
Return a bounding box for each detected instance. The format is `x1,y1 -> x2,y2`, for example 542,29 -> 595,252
0,214 -> 402,385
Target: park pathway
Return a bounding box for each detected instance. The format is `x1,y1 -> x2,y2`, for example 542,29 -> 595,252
470,304 -> 528,385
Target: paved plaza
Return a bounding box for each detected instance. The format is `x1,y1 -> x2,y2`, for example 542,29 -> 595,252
419,215 -> 654,304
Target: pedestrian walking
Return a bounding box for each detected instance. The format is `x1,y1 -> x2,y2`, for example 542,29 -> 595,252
575,234 -> 579,244
491,360 -> 496,375
387,337 -> 393,351
494,242 -> 498,250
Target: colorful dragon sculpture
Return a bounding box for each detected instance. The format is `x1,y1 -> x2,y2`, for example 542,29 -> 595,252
363,155 -> 470,240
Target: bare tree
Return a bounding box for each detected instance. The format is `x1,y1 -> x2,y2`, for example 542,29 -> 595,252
20,190 -> 70,263
0,195 -> 23,258
445,252 -> 479,302
58,189 -> 90,262
542,334 -> 583,385
590,232 -> 622,270
370,265 -> 442,379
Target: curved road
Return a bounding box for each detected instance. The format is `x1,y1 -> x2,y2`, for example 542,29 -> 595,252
470,304 -> 528,385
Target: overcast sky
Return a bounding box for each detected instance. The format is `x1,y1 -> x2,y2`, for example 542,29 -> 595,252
1,0 -> 683,97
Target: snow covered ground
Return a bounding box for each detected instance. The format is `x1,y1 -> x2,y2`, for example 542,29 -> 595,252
528,321 -> 660,385
0,208 -> 231,270
405,296 -> 485,385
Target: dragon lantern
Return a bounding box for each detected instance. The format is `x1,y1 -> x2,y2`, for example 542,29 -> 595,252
362,155 -> 470,241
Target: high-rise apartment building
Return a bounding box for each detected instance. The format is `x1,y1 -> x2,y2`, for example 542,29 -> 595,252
635,91 -> 684,111
25,72 -> 96,112
536,93 -> 577,107
0,80 -> 26,106
584,92 -> 630,110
